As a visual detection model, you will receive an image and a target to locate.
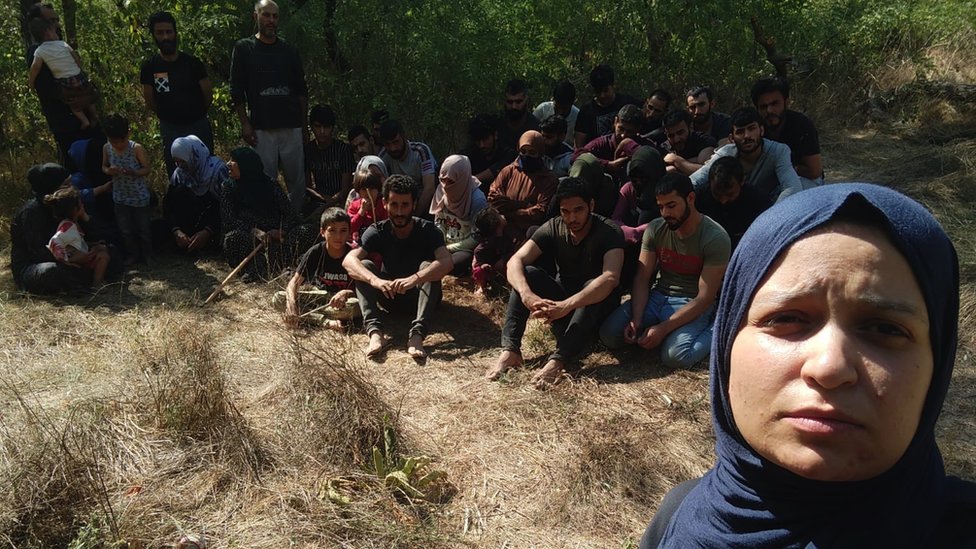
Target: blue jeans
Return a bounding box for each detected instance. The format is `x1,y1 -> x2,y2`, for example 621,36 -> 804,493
599,290 -> 714,368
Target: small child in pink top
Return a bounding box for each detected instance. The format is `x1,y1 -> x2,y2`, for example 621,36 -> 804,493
44,187 -> 110,286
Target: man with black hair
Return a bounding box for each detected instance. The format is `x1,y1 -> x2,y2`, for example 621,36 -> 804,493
751,76 -> 823,187
488,178 -> 625,388
348,125 -> 374,161
305,104 -> 354,210
656,110 -> 716,176
377,119 -> 438,213
686,85 -> 732,144
573,104 -> 648,178
26,3 -> 97,164
343,174 -> 453,361
230,0 -> 309,210
498,79 -> 541,151
641,88 -> 672,135
575,64 -> 641,148
462,113 -> 516,189
140,11 -> 213,177
369,109 -> 389,148
693,156 -> 770,250
539,115 -> 574,177
690,107 -> 801,204
600,172 -> 730,369
533,80 -> 579,146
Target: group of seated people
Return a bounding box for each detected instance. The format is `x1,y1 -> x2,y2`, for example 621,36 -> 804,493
12,62 -> 827,383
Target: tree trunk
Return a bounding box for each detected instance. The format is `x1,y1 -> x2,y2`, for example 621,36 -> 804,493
63,0 -> 78,48
750,16 -> 791,78
323,0 -> 351,73
19,0 -> 36,49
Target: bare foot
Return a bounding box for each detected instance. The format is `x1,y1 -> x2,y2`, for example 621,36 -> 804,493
532,359 -> 566,390
485,349 -> 522,381
365,332 -> 390,359
407,333 -> 427,361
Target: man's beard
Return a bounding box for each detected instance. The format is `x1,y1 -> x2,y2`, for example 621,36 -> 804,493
664,204 -> 690,230
156,37 -> 178,55
505,108 -> 525,122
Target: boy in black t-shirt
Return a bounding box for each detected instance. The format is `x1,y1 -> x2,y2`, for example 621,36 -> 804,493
281,208 -> 358,330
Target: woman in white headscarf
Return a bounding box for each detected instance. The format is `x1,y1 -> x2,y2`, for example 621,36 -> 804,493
430,154 -> 487,274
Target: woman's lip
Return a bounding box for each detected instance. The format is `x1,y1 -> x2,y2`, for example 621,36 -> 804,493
781,409 -> 864,434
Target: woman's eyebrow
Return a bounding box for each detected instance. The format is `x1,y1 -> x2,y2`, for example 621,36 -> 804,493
756,288 -> 927,320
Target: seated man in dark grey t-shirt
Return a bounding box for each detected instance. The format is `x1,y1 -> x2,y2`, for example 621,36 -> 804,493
487,178 -> 625,389
343,175 -> 453,361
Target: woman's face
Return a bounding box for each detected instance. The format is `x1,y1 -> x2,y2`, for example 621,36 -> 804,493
728,223 -> 933,482
227,160 -> 240,180
439,175 -> 455,188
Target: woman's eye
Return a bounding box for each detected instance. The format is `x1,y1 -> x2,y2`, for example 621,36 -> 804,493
760,312 -> 806,327
864,321 -> 911,339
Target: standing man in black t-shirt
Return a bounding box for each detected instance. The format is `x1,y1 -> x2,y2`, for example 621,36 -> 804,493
487,178 -> 625,389
343,175 -> 453,361
305,104 -> 354,212
140,11 -> 213,178
230,0 -> 309,211
574,64 -> 641,148
751,76 -> 823,188
25,3 -> 98,164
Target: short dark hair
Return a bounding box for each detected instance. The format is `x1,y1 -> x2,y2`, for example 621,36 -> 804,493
28,3 -> 54,20
552,80 -> 576,104
589,64 -> 615,91
540,114 -> 568,136
378,119 -> 404,143
654,172 -> 694,199
663,109 -> 693,128
648,88 -> 673,107
474,207 -> 503,242
505,78 -> 528,96
148,11 -> 176,34
617,104 -> 644,125
370,109 -> 390,125
348,124 -> 369,142
28,17 -> 53,41
309,104 -> 337,127
320,207 -> 350,229
730,107 -> 763,129
103,114 -> 129,139
553,177 -> 593,206
382,174 -> 418,201
467,113 -> 499,140
709,156 -> 744,195
686,85 -> 713,102
352,170 -> 383,192
43,186 -> 81,219
751,76 -> 790,105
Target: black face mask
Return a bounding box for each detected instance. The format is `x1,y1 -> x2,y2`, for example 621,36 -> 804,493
518,154 -> 544,173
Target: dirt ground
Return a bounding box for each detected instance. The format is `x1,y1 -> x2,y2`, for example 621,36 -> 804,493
1,124 -> 975,548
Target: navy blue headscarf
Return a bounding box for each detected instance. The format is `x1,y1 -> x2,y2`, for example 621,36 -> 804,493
659,183 -> 971,547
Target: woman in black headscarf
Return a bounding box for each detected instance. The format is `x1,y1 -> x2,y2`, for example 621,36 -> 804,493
640,183 -> 976,548
221,147 -> 316,282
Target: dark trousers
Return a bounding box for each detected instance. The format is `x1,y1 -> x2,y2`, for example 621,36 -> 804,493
501,265 -> 619,364
114,203 -> 153,260
18,245 -> 124,294
222,223 -> 317,279
354,259 -> 442,337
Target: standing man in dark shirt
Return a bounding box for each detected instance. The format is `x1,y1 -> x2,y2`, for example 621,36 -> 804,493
140,11 -> 213,178
26,3 -> 97,164
487,178 -> 625,389
686,85 -> 732,145
751,76 -> 823,188
230,0 -> 309,211
343,175 -> 453,361
497,79 -> 540,152
304,104 -> 354,211
575,64 -> 641,148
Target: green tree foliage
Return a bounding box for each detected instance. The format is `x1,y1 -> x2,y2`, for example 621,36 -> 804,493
4,0 -> 975,161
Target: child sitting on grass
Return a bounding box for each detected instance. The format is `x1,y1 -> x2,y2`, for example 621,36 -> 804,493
44,187 -> 111,286
102,113 -> 152,266
278,208 -> 359,330
471,207 -> 515,295
28,18 -> 98,130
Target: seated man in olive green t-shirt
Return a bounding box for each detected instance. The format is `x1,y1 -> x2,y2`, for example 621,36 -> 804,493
599,172 -> 730,368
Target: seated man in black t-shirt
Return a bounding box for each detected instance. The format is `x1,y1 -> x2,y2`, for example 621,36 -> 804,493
693,157 -> 771,250
462,113 -> 516,191
281,208 -> 358,330
343,175 -> 453,361
487,178 -> 625,389
652,110 -> 717,176
751,76 -> 823,188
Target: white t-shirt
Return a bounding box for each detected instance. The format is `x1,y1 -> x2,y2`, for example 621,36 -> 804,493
33,40 -> 81,79
533,101 -> 579,146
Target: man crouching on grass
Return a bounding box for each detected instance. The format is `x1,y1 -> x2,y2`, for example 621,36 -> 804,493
343,174 -> 453,361
486,178 -> 625,388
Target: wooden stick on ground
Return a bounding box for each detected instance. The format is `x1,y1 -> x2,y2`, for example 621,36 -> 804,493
203,240 -> 266,305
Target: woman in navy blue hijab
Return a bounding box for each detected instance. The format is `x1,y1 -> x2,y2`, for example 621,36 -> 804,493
640,183 -> 976,548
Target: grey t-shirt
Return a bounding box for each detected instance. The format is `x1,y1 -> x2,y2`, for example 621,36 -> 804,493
531,213 -> 625,292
